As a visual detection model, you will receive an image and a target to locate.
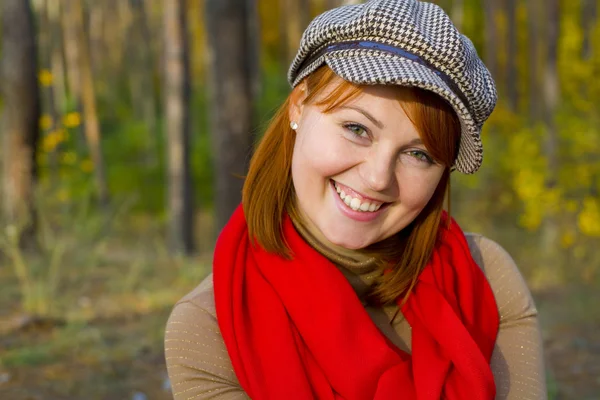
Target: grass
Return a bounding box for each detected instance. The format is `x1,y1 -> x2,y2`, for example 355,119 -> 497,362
0,198 -> 213,399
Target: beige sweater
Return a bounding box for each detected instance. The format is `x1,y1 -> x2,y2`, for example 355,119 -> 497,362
165,233 -> 547,399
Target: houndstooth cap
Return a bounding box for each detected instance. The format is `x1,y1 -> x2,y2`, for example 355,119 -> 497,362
288,0 -> 497,174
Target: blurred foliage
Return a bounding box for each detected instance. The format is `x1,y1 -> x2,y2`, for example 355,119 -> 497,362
4,0 -> 591,289
0,0 -> 598,397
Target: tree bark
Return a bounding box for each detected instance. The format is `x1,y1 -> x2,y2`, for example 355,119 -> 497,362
39,0 -> 64,176
581,0 -> 598,60
527,0 -> 541,123
246,0 -> 262,114
64,0 -> 110,206
483,0 -> 499,85
62,0 -> 81,105
1,0 -> 41,245
280,0 -> 311,65
47,0 -> 67,116
505,0 -> 518,112
540,0 -> 561,284
451,0 -> 464,32
325,0 -> 339,10
205,0 -> 257,232
88,2 -> 105,79
164,0 -> 195,255
543,0 -> 560,188
127,0 -> 160,165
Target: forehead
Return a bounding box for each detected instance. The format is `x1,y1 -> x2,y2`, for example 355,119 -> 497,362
309,79 -> 416,127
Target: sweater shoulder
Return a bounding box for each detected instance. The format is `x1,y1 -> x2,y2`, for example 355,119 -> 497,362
177,272 -> 217,317
465,233 -> 538,324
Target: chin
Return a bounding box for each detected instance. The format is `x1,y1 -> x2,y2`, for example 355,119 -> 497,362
323,231 -> 373,250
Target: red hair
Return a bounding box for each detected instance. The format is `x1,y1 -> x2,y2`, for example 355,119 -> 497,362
243,66 -> 460,304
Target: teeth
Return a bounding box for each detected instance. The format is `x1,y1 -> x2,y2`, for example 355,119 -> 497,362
333,181 -> 384,213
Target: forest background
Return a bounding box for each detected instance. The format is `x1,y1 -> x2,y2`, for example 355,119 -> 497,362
0,0 -> 598,398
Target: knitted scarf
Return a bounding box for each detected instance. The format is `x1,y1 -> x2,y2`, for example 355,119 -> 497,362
214,205 -> 499,399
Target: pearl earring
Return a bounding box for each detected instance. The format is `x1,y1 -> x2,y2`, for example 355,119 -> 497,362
290,121 -> 299,130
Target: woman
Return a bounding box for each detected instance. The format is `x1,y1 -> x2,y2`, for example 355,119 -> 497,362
165,0 -> 546,399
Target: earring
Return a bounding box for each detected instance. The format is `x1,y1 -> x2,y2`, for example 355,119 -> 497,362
290,121 -> 299,130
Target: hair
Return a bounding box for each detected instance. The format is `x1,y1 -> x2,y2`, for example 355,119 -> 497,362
243,66 -> 461,305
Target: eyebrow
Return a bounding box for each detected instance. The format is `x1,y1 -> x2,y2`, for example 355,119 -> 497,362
340,106 -> 385,129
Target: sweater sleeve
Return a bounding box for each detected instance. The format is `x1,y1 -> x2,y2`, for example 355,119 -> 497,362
164,295 -> 249,399
469,235 -> 548,400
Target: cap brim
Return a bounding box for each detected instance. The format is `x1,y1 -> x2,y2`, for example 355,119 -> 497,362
294,50 -> 483,174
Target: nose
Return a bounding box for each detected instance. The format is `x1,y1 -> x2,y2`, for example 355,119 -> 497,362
358,149 -> 397,193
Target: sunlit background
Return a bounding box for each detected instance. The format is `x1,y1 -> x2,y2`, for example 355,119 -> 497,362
0,0 -> 598,398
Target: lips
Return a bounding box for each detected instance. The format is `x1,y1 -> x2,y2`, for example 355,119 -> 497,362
333,182 -> 383,212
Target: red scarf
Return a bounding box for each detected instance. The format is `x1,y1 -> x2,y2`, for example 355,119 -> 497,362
214,205 -> 499,399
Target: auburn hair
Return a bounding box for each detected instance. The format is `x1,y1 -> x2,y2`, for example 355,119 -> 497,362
243,66 -> 461,305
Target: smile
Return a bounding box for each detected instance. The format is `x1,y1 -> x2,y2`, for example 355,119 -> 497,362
332,180 -> 385,213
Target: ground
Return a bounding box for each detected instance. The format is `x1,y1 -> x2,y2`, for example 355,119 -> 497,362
0,241 -> 598,399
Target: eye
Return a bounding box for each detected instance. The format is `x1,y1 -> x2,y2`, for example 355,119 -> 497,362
407,150 -> 434,164
343,123 -> 369,139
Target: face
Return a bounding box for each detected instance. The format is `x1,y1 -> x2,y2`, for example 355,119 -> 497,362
289,80 -> 446,251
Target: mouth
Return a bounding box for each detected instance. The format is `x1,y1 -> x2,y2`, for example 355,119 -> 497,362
331,180 -> 389,213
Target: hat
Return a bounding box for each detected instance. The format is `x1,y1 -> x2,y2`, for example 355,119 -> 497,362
288,0 -> 497,174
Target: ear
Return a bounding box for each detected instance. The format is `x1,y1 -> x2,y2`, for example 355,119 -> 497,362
288,81 -> 308,125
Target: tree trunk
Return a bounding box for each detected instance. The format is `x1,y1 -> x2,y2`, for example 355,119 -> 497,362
39,0 -> 64,177
101,0 -> 127,119
88,2 -> 105,79
527,0 -> 541,123
205,0 -> 257,232
48,0 -> 67,115
62,0 -> 81,105
505,0 -> 518,112
246,0 -> 262,116
280,0 -> 311,65
65,0 -> 110,206
581,0 -> 598,60
540,0 -> 561,284
543,0 -> 560,190
451,0 -> 464,32
483,0 -> 499,86
127,0 -> 160,165
325,0 -> 339,10
164,0 -> 195,255
1,0 -> 41,246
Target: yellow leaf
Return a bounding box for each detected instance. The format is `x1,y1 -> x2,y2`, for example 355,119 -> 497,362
560,232 -> 575,249
38,69 -> 54,87
63,112 -> 81,128
42,134 -> 58,153
80,159 -> 94,173
60,151 -> 77,165
40,115 -> 53,131
57,129 -> 69,142
578,197 -> 600,237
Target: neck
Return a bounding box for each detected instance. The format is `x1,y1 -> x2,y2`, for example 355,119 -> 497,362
288,202 -> 377,272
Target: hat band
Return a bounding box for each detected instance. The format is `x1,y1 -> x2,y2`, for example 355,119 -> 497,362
297,40 -> 470,112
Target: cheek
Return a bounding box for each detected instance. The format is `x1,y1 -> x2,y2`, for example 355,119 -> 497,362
292,123 -> 355,180
396,169 -> 443,209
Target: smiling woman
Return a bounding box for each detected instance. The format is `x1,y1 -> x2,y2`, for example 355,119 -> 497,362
165,1 -> 547,399
245,66 -> 461,303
